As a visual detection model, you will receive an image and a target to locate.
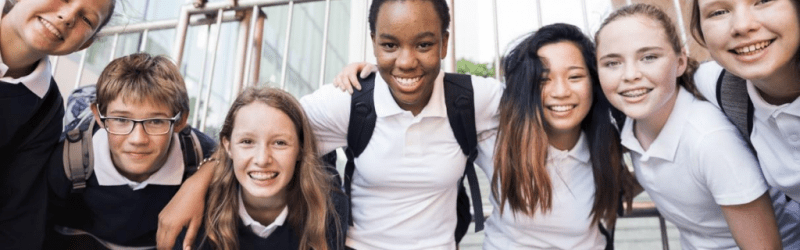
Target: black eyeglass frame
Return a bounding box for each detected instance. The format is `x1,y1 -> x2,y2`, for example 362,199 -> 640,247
97,105 -> 182,135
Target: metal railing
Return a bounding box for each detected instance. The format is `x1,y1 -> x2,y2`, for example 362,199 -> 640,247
51,0 -> 332,132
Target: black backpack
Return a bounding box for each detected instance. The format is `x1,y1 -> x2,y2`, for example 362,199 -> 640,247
60,85 -> 215,192
323,73 -> 485,243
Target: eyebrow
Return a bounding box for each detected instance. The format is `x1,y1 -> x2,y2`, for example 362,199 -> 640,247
378,31 -> 437,40
107,110 -> 172,118
598,46 -> 666,60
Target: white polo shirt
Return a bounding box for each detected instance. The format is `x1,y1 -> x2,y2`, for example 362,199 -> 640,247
622,87 -> 768,250
483,132 -> 605,250
300,71 -> 502,250
695,61 -> 800,202
92,129 -> 185,190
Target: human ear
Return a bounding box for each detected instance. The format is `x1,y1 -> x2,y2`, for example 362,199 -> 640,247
440,31 -> 450,59
91,103 -> 104,128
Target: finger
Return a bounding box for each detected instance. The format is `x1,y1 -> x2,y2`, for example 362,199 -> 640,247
347,73 -> 359,93
156,222 -> 177,250
183,218 -> 202,250
333,75 -> 343,89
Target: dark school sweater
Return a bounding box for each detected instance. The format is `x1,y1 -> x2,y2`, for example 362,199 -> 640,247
0,79 -> 64,250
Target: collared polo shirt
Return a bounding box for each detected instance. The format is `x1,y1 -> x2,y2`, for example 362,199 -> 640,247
300,71 -> 502,250
92,129 -> 185,190
622,87 -> 768,250
483,132 -> 605,250
238,190 -> 289,238
695,61 -> 800,202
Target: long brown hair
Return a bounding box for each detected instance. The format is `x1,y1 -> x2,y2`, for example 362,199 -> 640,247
495,23 -> 636,227
596,3 -> 704,100
203,87 -> 337,250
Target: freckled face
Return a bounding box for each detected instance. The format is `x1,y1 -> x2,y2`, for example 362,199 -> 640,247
372,0 -> 449,115
697,0 -> 800,83
223,102 -> 299,207
538,42 -> 593,137
4,0 -> 112,55
596,16 -> 687,123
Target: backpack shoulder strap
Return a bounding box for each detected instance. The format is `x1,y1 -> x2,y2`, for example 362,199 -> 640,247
63,118 -> 95,192
17,80 -> 63,147
716,69 -> 754,140
443,73 -> 484,234
178,126 -> 203,179
342,73 -> 377,226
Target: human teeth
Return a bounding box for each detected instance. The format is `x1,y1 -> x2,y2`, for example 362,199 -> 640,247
248,172 -> 278,181
395,76 -> 421,85
734,41 -> 771,55
39,18 -> 63,40
621,88 -> 649,97
548,105 -> 575,112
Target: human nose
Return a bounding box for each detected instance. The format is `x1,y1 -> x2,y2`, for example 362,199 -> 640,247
549,79 -> 571,98
127,123 -> 150,145
623,62 -> 641,83
395,48 -> 418,70
730,8 -> 759,37
56,5 -> 77,28
253,145 -> 273,167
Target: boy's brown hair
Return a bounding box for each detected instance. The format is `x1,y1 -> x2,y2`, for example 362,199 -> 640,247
94,53 -> 189,119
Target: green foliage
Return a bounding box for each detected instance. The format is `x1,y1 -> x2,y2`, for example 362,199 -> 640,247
456,59 -> 495,78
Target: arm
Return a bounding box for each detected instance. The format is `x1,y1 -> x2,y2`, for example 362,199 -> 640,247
721,192 -> 782,250
332,62 -> 377,94
156,160 -> 215,250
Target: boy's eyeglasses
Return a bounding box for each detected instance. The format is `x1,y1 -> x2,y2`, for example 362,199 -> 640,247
98,109 -> 182,135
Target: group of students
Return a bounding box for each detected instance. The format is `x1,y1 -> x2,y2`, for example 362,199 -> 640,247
2,0 -> 799,249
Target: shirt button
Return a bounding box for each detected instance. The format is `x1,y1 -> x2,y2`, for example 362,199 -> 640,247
790,134 -> 800,142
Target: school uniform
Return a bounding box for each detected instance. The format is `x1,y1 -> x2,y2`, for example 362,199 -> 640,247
695,61 -> 800,248
176,188 -> 348,250
300,71 -> 502,250
45,130 -> 189,249
483,132 -> 605,250
0,31 -> 63,249
622,87 -> 769,249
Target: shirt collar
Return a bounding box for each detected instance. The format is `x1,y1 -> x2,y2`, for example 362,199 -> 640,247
746,79 -> 800,119
0,53 -> 53,99
93,129 -> 185,190
547,131 -> 590,164
374,71 -> 447,118
620,87 -> 691,162
238,190 -> 289,239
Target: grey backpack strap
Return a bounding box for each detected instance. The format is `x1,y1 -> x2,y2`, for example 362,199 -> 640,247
716,69 -> 754,139
63,120 -> 95,192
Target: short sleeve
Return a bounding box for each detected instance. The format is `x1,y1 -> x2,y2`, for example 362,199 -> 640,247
694,61 -> 725,109
695,128 -> 768,206
299,84 -> 352,154
469,75 -> 503,178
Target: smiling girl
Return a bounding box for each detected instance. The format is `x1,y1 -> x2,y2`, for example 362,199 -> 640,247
175,87 -> 346,250
690,1 -> 800,245
484,23 -> 637,250
595,4 -> 781,249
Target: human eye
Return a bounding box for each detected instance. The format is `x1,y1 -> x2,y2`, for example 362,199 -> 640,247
239,138 -> 254,145
568,73 -> 586,81
145,119 -> 168,126
107,117 -> 130,125
706,9 -> 729,18
602,60 -> 621,68
418,42 -> 434,50
81,15 -> 94,27
641,54 -> 659,62
756,0 -> 775,5
381,43 -> 398,50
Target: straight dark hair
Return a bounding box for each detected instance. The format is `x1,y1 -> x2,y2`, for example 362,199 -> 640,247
494,23 -> 636,227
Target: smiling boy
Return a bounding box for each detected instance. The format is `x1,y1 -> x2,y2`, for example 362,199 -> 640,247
0,0 -> 114,249
44,53 -> 215,249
